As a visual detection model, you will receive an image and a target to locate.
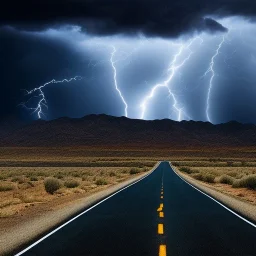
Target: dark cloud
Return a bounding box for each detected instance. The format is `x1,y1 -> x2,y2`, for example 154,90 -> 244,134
4,0 -> 255,37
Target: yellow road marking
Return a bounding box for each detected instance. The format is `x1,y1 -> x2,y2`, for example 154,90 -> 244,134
158,224 -> 164,234
159,245 -> 166,256
157,203 -> 164,211
159,211 -> 164,218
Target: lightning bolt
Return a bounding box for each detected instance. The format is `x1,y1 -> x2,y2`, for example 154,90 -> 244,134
110,46 -> 128,117
202,35 -> 226,123
140,37 -> 203,121
21,76 -> 83,119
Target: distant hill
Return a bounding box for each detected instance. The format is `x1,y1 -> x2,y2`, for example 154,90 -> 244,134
0,114 -> 255,147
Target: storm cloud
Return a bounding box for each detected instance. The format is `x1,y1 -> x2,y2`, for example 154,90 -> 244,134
1,1 -> 256,124
4,0 -> 256,37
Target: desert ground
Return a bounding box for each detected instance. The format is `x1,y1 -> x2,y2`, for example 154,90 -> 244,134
0,146 -> 255,225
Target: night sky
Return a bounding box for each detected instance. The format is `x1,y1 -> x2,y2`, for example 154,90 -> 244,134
1,0 -> 256,124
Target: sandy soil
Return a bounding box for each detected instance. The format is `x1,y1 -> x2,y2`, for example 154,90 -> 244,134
0,165 -> 157,256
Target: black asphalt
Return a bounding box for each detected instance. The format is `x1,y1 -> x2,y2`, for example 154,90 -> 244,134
19,162 -> 256,256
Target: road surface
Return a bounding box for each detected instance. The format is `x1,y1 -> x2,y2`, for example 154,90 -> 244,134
17,162 -> 256,256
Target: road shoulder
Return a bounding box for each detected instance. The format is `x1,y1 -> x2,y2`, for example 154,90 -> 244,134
1,165 -> 158,256
171,164 -> 256,225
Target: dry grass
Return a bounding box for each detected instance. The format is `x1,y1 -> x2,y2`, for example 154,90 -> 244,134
175,159 -> 256,204
0,146 -> 256,217
0,164 -> 152,217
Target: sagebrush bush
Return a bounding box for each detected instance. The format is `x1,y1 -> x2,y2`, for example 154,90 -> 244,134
129,168 -> 140,175
64,179 -> 80,188
109,171 -> 116,177
95,179 -> 108,185
193,173 -> 215,183
30,176 -> 38,181
44,177 -> 62,194
232,175 -> 256,190
142,167 -> 149,172
54,174 -> 64,179
179,167 -> 192,174
11,176 -> 26,184
219,175 -> 234,185
192,173 -> 203,180
203,174 -> 215,183
179,167 -> 199,174
0,183 -> 15,191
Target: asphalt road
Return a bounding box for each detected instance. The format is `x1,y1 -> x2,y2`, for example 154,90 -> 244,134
17,162 -> 256,256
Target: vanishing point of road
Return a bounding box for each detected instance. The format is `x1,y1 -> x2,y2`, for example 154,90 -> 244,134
16,162 -> 256,256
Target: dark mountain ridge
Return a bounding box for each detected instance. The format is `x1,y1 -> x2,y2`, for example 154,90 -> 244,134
0,114 -> 255,147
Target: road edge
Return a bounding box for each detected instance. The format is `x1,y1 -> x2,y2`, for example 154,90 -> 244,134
4,162 -> 160,256
170,162 -> 256,227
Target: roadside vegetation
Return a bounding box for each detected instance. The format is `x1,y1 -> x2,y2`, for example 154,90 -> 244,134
1,146 -> 256,217
0,158 -> 153,217
173,158 -> 256,204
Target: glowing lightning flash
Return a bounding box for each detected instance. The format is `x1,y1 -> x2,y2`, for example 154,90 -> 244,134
22,76 -> 82,119
110,46 -> 128,117
140,37 -> 203,120
202,35 -> 226,123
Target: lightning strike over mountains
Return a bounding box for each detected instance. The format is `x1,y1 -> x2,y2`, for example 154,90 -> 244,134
202,35 -> 226,123
110,46 -> 129,117
15,16 -> 256,124
21,76 -> 83,119
140,37 -> 203,121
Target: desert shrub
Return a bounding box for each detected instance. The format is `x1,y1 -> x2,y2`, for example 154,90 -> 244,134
0,174 -> 6,180
72,172 -> 81,177
82,176 -> 88,181
30,176 -> 38,181
219,175 -> 234,185
179,167 -> 192,174
0,183 -> 15,191
179,167 -> 199,174
54,174 -> 64,179
44,178 -> 62,194
129,168 -> 140,175
142,167 -> 149,172
95,179 -> 108,185
232,175 -> 256,190
109,171 -> 116,177
203,174 -> 215,183
193,173 -> 215,183
64,179 -> 80,188
11,176 -> 26,184
192,173 -> 203,180
227,171 -> 239,178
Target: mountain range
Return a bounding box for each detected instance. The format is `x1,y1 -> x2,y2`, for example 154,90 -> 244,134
0,115 -> 255,147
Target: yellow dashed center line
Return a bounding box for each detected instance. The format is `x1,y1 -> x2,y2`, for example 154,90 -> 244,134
159,211 -> 164,218
158,184 -> 166,255
159,245 -> 167,256
158,224 -> 164,234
